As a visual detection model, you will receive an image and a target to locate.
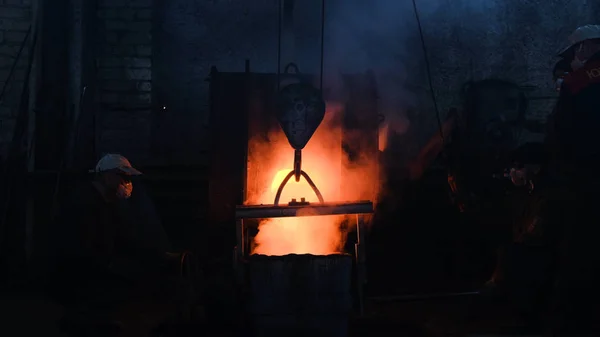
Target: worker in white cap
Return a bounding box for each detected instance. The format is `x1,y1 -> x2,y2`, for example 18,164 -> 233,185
543,24 -> 600,335
93,153 -> 142,200
49,154 -> 145,307
48,154 -> 188,335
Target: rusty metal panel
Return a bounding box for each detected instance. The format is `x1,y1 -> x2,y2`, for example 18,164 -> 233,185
207,68 -> 249,229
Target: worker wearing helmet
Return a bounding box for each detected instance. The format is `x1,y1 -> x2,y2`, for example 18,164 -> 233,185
549,23 -> 600,196
544,24 -> 600,335
558,25 -> 600,72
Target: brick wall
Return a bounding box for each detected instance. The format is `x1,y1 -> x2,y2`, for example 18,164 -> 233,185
0,0 -> 32,158
96,0 -> 152,163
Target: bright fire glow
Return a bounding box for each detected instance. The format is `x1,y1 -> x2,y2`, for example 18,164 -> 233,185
379,122 -> 389,152
246,103 -> 378,256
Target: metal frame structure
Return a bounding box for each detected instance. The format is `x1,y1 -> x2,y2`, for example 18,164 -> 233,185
234,200 -> 373,314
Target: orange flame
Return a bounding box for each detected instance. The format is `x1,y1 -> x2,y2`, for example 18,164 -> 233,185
246,103 -> 378,256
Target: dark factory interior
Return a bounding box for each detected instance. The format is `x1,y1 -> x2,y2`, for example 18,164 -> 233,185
1,0 -> 600,336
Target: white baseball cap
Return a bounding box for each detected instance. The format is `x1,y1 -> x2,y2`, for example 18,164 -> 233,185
93,153 -> 142,175
558,25 -> 600,56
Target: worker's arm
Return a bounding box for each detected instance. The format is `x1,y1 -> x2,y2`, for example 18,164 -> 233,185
110,240 -> 170,281
59,204 -> 149,282
543,83 -> 575,180
408,111 -> 457,180
56,203 -> 113,278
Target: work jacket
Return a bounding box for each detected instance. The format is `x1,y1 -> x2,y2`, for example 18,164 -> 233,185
547,51 -> 600,189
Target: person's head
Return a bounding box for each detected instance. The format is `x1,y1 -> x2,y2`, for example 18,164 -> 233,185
572,38 -> 600,69
558,25 -> 600,71
553,58 -> 571,92
93,154 -> 142,200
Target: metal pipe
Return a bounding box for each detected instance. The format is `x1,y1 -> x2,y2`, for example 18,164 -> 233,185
236,201 -> 373,219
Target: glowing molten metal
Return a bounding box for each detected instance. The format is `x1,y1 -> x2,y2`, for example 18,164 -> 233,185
246,103 -> 378,256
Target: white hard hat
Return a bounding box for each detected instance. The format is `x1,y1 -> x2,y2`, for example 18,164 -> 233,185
558,25 -> 600,56
93,153 -> 142,175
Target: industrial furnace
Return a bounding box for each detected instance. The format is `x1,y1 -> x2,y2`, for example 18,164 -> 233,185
206,2 -> 380,335
207,60 -> 380,335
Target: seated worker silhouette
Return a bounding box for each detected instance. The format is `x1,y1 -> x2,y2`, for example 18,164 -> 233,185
50,154 -> 189,335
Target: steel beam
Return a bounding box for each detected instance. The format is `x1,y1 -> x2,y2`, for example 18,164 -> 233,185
235,201 -> 373,219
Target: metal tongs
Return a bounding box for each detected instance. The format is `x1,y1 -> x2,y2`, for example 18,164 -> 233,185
273,149 -> 325,206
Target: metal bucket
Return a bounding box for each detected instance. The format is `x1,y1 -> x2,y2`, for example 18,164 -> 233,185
247,254 -> 353,337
